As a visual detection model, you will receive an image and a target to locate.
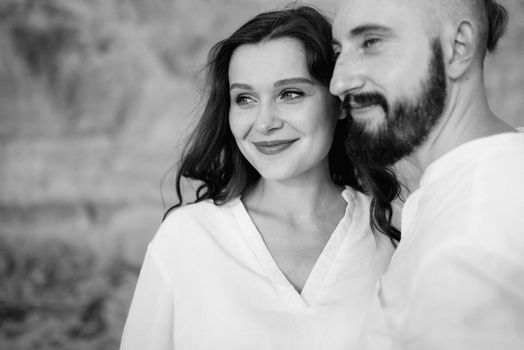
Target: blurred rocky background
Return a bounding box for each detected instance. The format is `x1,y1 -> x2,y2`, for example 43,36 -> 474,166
0,0 -> 522,348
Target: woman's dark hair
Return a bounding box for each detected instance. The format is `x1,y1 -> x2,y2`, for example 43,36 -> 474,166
166,5 -> 401,241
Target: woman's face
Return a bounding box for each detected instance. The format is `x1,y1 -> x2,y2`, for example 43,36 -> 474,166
228,37 -> 338,182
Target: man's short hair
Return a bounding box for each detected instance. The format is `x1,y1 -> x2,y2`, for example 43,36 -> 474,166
483,0 -> 508,52
428,0 -> 508,55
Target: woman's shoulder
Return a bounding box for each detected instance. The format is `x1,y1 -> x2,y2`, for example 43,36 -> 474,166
143,199 -> 242,280
163,199 -> 219,220
163,199 -> 238,225
152,198 -> 241,245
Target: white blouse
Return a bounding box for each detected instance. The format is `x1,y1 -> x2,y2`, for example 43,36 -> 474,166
120,188 -> 394,350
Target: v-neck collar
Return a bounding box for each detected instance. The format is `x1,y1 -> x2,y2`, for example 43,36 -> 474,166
231,188 -> 355,309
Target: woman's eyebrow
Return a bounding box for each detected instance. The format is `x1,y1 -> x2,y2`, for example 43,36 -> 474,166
230,78 -> 315,91
230,83 -> 253,91
274,78 -> 315,87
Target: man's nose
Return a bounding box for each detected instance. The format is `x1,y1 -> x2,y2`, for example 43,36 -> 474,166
254,102 -> 283,134
330,51 -> 366,99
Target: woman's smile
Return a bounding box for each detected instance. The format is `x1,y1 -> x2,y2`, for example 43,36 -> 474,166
252,139 -> 299,155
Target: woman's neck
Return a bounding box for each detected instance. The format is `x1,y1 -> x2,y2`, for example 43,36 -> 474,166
243,165 -> 346,224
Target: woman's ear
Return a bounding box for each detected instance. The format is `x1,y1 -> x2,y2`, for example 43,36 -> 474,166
445,20 -> 476,80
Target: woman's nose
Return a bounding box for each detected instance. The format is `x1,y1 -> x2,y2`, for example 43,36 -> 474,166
254,102 -> 284,134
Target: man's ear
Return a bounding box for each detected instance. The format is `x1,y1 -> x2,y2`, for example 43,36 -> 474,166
445,20 -> 476,80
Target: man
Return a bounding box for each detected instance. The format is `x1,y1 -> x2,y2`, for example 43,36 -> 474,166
330,0 -> 524,349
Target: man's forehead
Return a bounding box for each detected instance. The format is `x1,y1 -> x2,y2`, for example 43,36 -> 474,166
333,0 -> 431,36
335,0 -> 430,12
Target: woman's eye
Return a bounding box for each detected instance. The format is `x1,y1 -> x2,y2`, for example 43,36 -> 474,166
234,94 -> 255,106
280,89 -> 304,101
333,45 -> 341,60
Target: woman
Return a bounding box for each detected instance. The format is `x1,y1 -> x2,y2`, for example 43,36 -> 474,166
120,5 -> 400,350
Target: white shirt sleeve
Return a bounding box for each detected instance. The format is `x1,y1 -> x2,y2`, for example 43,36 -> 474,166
397,242 -> 524,350
120,244 -> 175,350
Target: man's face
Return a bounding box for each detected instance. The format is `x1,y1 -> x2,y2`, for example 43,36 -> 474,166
330,0 -> 448,166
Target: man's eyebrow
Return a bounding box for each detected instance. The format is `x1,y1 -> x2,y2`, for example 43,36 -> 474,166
350,24 -> 393,37
274,77 -> 315,87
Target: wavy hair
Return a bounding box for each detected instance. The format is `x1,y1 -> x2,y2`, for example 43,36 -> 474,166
166,5 -> 401,241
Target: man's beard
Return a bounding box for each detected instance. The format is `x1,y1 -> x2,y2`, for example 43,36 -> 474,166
343,39 -> 447,167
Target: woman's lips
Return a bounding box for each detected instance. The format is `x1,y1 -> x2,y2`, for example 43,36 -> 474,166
252,139 -> 298,155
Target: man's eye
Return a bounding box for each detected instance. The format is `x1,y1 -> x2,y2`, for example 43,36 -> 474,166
363,37 -> 381,49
